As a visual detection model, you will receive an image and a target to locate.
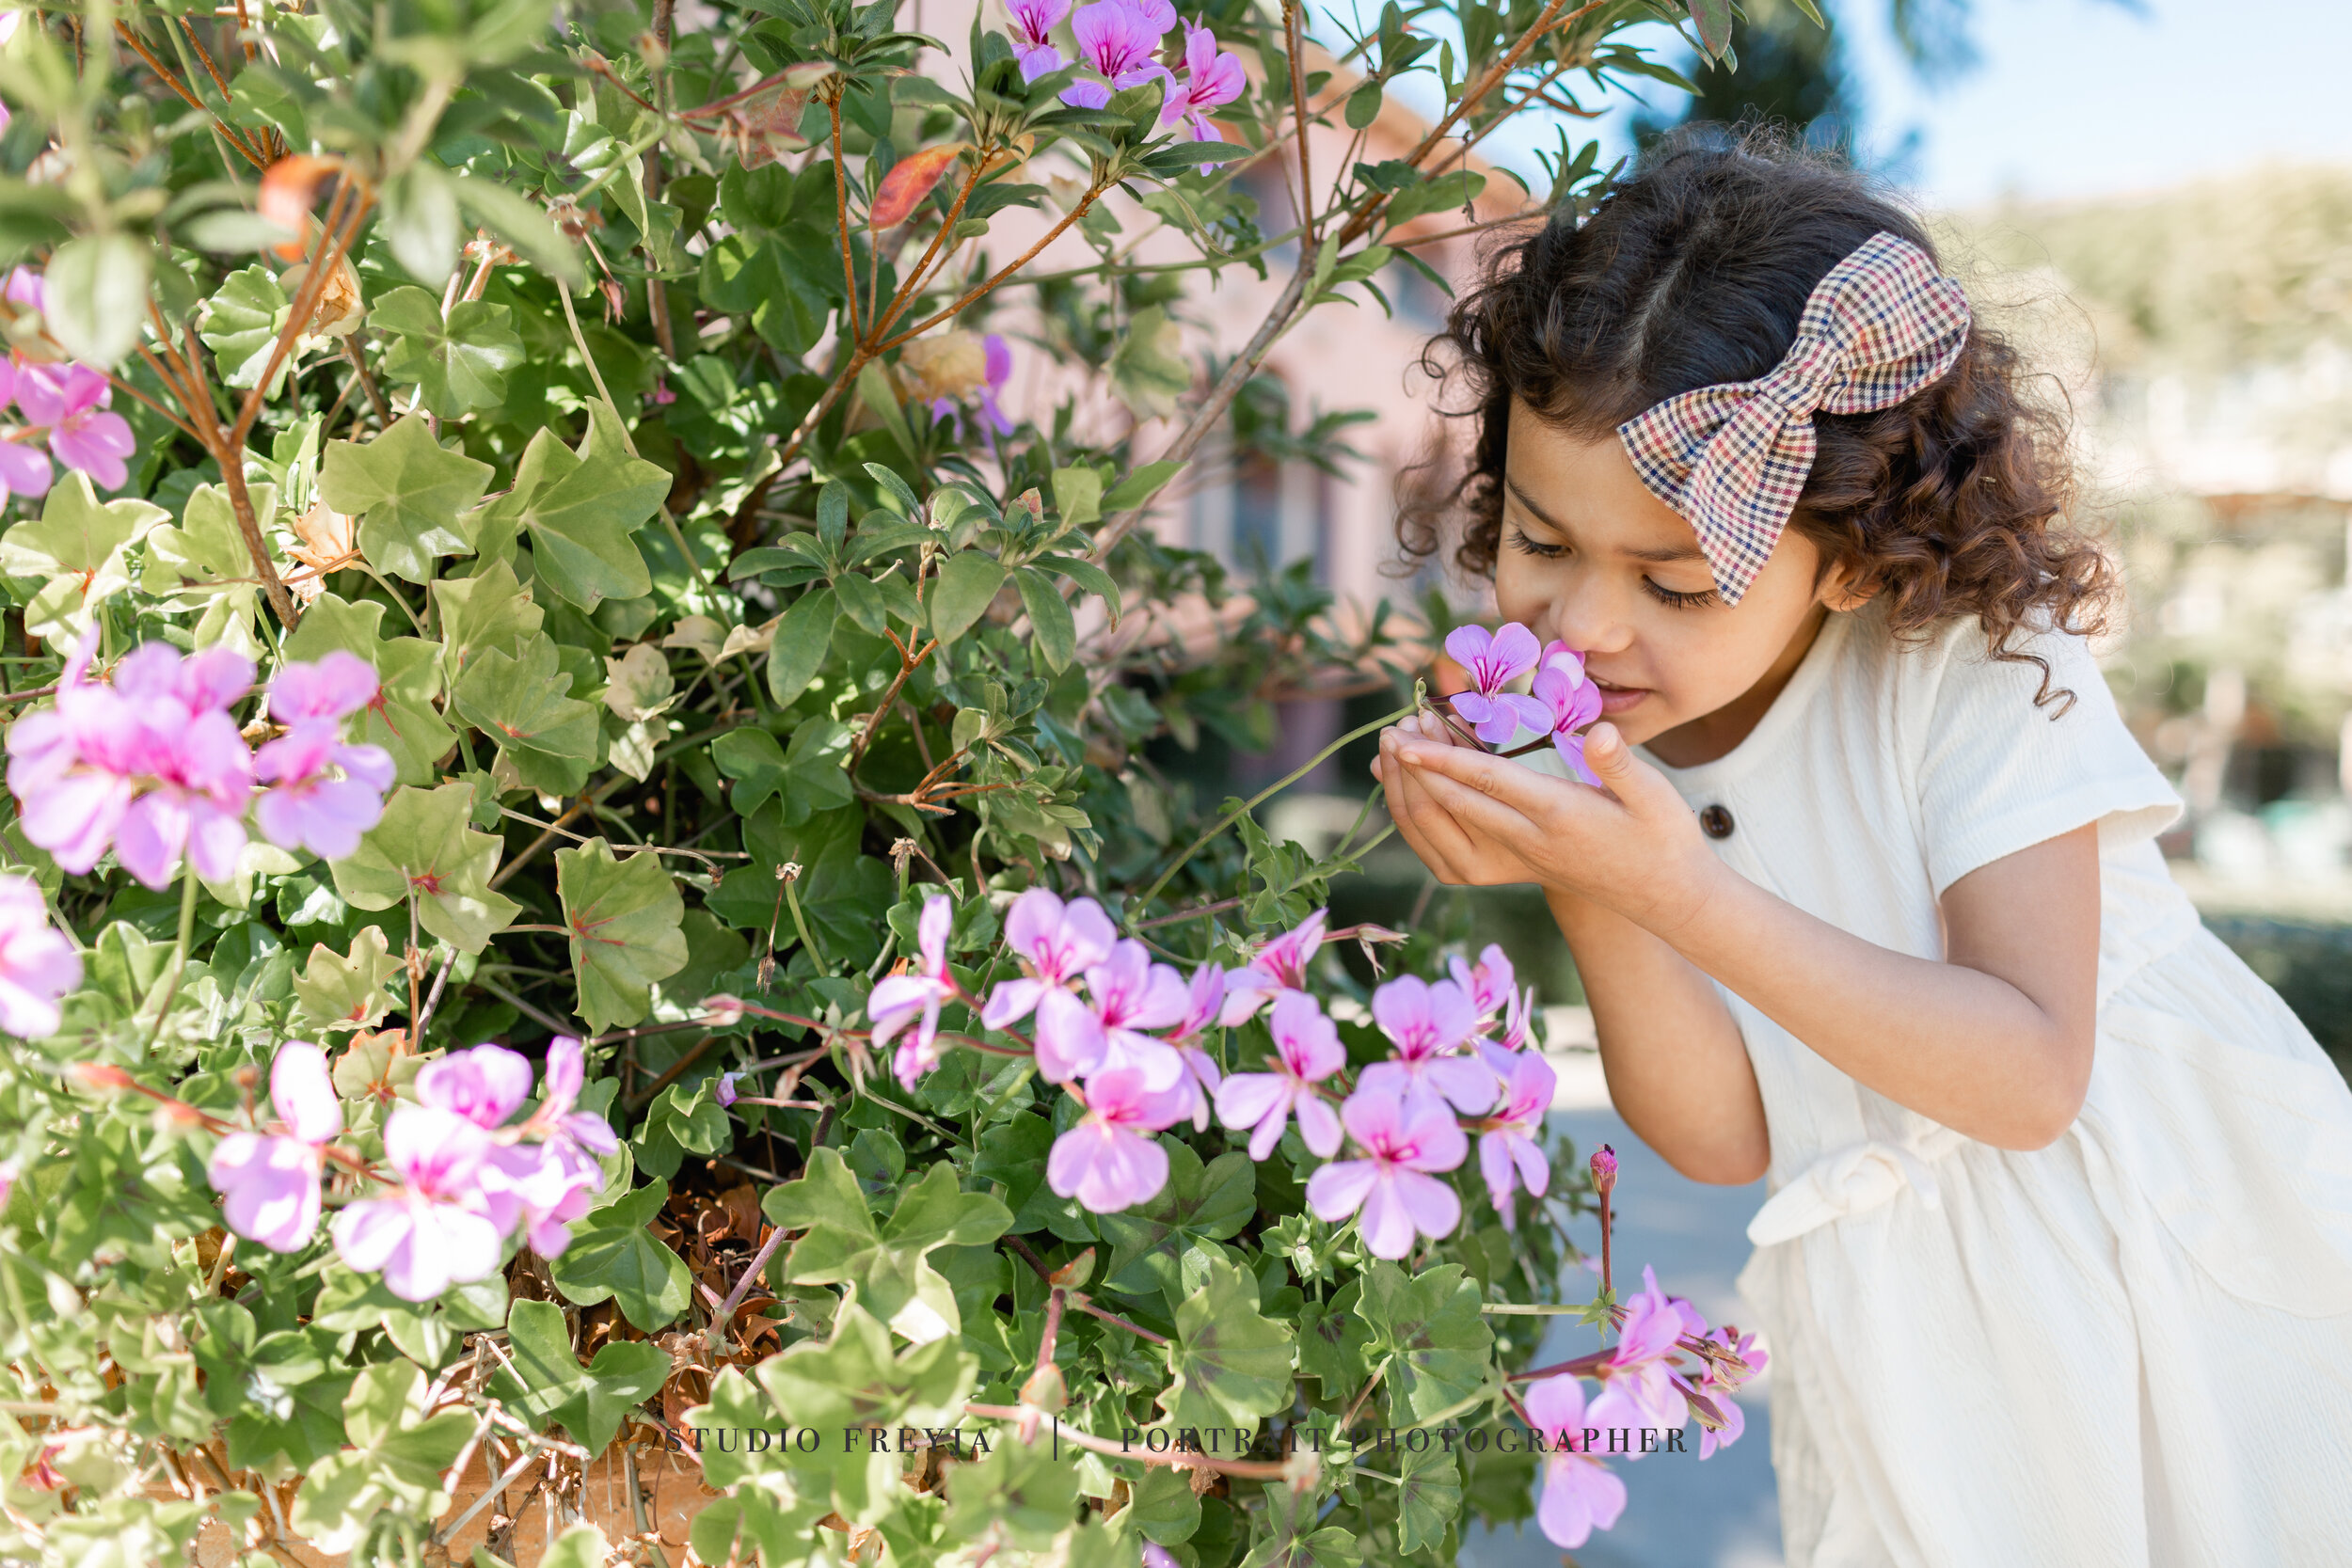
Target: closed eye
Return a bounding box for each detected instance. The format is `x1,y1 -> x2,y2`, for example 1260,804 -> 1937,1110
1506,526 -> 1565,561
1641,578 -> 1721,610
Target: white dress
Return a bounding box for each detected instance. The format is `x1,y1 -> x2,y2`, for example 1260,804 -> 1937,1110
1522,604 -> 2352,1567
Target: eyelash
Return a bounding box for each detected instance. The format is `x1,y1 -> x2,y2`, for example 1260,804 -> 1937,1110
1508,526 -> 1721,610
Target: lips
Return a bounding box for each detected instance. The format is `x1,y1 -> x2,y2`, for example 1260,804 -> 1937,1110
1586,673 -> 1648,715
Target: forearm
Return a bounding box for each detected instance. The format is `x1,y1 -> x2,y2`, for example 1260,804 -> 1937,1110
1545,885 -> 1772,1185
1651,863 -> 2092,1149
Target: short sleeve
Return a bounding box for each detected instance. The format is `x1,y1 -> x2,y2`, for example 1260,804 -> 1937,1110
1913,620 -> 2183,897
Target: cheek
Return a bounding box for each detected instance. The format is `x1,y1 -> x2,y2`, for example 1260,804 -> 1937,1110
1491,557 -> 1554,627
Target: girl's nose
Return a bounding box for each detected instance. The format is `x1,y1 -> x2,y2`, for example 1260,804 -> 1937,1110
1547,578 -> 1636,657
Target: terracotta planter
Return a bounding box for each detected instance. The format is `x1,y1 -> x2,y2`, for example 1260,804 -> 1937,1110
165,1442 -> 724,1567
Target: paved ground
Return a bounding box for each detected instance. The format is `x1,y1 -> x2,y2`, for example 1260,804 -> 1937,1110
1459,1023 -> 1787,1568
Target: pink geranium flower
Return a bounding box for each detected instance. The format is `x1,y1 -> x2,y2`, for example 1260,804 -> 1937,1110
1163,960 -> 1226,1130
0,873 -> 79,1039
1585,1264 -> 1692,1439
328,1104 -> 504,1302
1531,641 -> 1605,785
1046,1066 -> 1191,1212
520,1035 -> 620,1193
1523,1374 -> 1629,1549
15,363 -> 135,491
254,652 -> 395,859
980,887 -> 1115,1029
1477,1048 -> 1555,1226
1160,24 -> 1247,147
1034,937 -> 1188,1088
1006,0 -> 1072,80
1219,907 -> 1326,1025
869,894 -> 957,1087
1215,989 -> 1345,1160
1304,1085 -> 1467,1258
416,1042 -> 535,1130
1356,974 -> 1497,1117
1443,622 -> 1545,743
207,1040 -> 343,1253
1059,0 -> 1172,109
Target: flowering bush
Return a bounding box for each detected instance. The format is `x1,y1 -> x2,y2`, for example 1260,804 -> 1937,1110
0,0 -> 1782,1563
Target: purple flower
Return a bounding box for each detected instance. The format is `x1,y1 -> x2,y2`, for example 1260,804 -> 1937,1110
1142,1544 -> 1182,1568
1160,24 -> 1247,147
1523,1375 -> 1628,1548
1477,1049 -> 1555,1227
267,650 -> 378,725
1007,0 -> 1071,78
1059,0 -> 1172,109
5,270 -> 44,313
206,1040 -> 343,1254
1159,962 -> 1226,1130
1357,974 -> 1496,1117
521,1035 -> 620,1193
981,887 -> 1116,1029
477,1138 -> 598,1259
715,1070 -> 742,1108
254,652 -> 395,859
1034,937 -> 1188,1089
1219,907 -> 1326,1026
16,364 -> 135,491
1444,622 -> 1545,743
0,873 -> 79,1039
1450,943 -> 1516,1020
1531,641 -> 1605,785
1046,1066 -> 1191,1212
8,635 -> 258,889
1585,1265 -> 1691,1438
415,1042 -> 535,1130
1215,989 -> 1345,1160
1304,1085 -> 1467,1259
329,1104 -> 504,1301
869,894 -> 957,1088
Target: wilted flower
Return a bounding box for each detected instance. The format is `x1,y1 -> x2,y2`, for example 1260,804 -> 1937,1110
206,1041 -> 342,1254
1304,1085 -> 1467,1258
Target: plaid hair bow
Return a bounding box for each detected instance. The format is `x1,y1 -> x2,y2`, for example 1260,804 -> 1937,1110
1615,230 -> 1973,606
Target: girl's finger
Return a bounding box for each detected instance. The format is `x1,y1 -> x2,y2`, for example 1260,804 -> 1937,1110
1380,734 -> 1463,881
1402,752 -> 1549,849
1387,734 -> 1478,880
1391,733 -> 1595,822
1580,722 -> 1684,817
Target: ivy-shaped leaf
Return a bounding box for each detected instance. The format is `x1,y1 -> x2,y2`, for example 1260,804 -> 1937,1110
473,402 -> 667,610
286,1362 -> 472,1554
1153,1254 -> 1295,1435
750,1302 -> 977,1520
1354,1261 -> 1492,1423
291,926 -> 401,1033
139,480 -> 277,658
371,284 -> 526,416
431,557 -> 544,675
555,836 -> 687,1033
490,1298 -> 671,1455
1097,1141 -> 1256,1299
279,592 -> 455,786
329,782 -> 522,954
453,632 -> 603,798
318,413 -> 494,583
0,472 -> 167,641
196,264 -> 295,391
761,1148 -> 1012,1345
1394,1442 -> 1462,1556
548,1178 -> 693,1332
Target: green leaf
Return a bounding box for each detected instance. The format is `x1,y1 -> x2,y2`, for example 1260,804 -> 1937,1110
287,1361 -> 472,1554
1050,466 -> 1102,530
1107,305 -> 1189,420
329,783 -> 522,954
491,1299 -> 670,1456
453,174 -> 583,286
196,265 -> 296,392
1345,80 -> 1383,129
139,480 -> 276,657
926,552 -> 1005,644
382,164 -> 463,285
453,633 -> 603,797
292,926 -> 401,1033
943,1436 -> 1081,1552
631,1080 -> 728,1180
1686,0 -> 1735,56
555,837 -> 688,1033
764,586 -> 836,706
318,413 -> 494,583
1100,459 -> 1184,515
431,558 -> 544,674
280,593 -> 454,785
1096,1143 -> 1255,1297
1355,1262 -> 1492,1421
371,285 -> 526,417
1154,1255 -> 1294,1433
541,1524 -> 612,1568
1384,170 -> 1485,229
745,1303 -> 977,1517
761,1149 -> 1011,1345
474,404 -> 666,611
1014,567 -> 1075,673
0,473 -> 167,641
1394,1444 -> 1462,1555
548,1179 -> 693,1332
43,233 -> 151,369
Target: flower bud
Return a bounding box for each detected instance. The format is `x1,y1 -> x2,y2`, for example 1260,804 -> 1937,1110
704,994 -> 745,1028
1589,1143 -> 1616,1197
1047,1246 -> 1095,1289
70,1062 -> 134,1092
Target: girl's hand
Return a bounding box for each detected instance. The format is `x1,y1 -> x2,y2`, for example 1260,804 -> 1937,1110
1375,720 -> 1723,938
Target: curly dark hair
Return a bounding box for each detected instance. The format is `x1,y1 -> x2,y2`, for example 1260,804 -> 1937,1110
1400,128 -> 2114,711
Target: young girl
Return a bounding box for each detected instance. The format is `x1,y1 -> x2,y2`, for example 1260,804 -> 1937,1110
1375,135 -> 2352,1566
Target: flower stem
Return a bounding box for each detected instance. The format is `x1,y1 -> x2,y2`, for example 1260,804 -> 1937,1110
1136,701 -> 1416,912
139,864 -> 204,1055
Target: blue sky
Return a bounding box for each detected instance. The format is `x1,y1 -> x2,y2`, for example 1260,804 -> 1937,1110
1320,0 -> 2352,212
